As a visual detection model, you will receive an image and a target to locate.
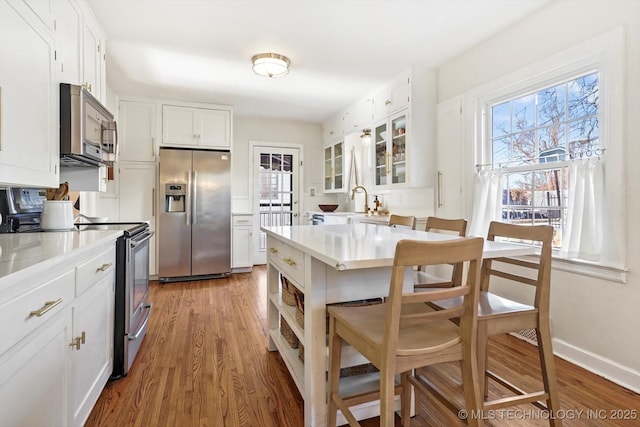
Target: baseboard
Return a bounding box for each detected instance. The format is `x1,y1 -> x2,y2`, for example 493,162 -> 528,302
552,338 -> 640,394
231,266 -> 253,273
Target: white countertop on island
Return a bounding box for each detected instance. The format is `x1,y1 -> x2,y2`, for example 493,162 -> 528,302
261,224 -> 535,270
0,229 -> 123,288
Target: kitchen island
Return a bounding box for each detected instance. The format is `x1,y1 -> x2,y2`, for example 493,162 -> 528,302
261,223 -> 534,426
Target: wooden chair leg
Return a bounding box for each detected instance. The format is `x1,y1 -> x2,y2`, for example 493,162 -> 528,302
460,349 -> 482,427
327,318 -> 343,427
537,325 -> 562,427
476,322 -> 489,400
380,365 -> 396,427
400,371 -> 411,426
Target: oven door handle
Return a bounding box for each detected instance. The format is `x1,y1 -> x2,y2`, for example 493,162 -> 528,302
130,230 -> 154,248
128,303 -> 152,341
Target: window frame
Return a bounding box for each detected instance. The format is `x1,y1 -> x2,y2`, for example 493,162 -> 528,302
467,27 -> 627,282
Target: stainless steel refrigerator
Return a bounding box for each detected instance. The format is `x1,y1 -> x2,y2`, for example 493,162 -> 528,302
158,147 -> 231,281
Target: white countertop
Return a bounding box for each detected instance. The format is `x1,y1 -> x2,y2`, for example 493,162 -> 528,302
262,224 -> 535,270
0,230 -> 123,285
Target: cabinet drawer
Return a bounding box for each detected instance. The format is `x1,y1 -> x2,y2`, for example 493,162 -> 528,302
232,215 -> 252,226
267,239 -> 305,287
75,247 -> 115,296
0,270 -> 74,355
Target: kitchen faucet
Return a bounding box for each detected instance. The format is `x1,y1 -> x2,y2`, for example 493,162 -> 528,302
351,186 -> 369,213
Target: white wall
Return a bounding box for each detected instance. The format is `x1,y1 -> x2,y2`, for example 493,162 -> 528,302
231,116 -> 338,217
438,0 -> 640,391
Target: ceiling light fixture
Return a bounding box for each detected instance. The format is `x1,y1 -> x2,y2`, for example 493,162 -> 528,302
252,53 -> 290,78
360,128 -> 372,145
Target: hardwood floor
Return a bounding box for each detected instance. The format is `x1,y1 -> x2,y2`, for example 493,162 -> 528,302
86,267 -> 639,426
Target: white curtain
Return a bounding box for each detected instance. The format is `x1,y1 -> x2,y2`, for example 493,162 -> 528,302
560,158 -> 604,261
468,170 -> 502,237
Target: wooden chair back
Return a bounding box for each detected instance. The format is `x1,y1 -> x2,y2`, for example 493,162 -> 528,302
386,238 -> 484,356
388,214 -> 416,230
415,216 -> 468,288
483,221 -> 553,310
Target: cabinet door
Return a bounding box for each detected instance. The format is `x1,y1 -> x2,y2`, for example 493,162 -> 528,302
435,96 -> 464,218
198,108 -> 230,148
82,23 -> 99,98
119,101 -> 156,162
333,141 -> 343,191
162,105 -> 196,146
232,215 -> 253,269
0,308 -> 72,427
0,0 -> 58,188
70,271 -> 114,426
118,162 -> 157,275
373,122 -> 388,187
390,112 -> 407,185
52,0 -> 81,85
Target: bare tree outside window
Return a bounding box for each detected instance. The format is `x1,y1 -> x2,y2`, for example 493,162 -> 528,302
490,72 -> 599,248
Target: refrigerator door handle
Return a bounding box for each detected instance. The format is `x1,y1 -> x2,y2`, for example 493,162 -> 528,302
192,170 -> 198,224
186,170 -> 193,226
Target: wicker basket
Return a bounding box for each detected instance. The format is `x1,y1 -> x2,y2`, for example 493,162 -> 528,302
294,292 -> 305,329
281,275 -> 297,306
298,343 -> 304,362
280,316 -> 299,349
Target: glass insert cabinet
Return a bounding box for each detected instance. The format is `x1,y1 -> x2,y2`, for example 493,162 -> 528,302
324,140 -> 344,192
374,111 -> 407,187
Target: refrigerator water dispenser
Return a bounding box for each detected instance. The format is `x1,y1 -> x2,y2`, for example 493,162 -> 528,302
165,183 -> 186,212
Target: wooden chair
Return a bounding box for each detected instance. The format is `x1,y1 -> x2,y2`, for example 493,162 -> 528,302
425,221 -> 562,426
414,217 -> 468,289
388,214 -> 416,230
327,237 -> 485,427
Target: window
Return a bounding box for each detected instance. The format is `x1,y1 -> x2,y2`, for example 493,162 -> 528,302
489,72 -> 600,248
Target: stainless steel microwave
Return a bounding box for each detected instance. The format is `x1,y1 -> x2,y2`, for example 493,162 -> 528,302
59,83 -> 117,167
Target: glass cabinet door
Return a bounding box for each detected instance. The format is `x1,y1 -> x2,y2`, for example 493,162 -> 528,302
374,123 -> 388,186
391,114 -> 406,184
334,141 -> 343,190
324,146 -> 332,191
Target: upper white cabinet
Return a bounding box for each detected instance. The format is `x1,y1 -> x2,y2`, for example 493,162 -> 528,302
322,114 -> 343,143
52,0 -> 81,85
81,7 -> 106,103
372,76 -> 410,123
371,67 -> 437,190
342,98 -> 373,135
119,100 -> 156,162
324,140 -> 344,193
162,104 -> 231,149
0,0 -> 58,188
373,110 -> 408,188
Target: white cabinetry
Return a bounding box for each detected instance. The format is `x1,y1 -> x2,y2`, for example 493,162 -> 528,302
232,214 -> 253,270
52,0 -> 81,85
70,248 -> 114,425
342,98 -> 373,135
118,162 -> 157,275
372,67 -> 437,190
162,104 -> 231,149
0,239 -> 116,427
372,76 -> 410,123
435,96 -> 465,218
0,0 -> 58,188
324,140 -> 344,193
119,100 -> 156,162
81,4 -> 106,103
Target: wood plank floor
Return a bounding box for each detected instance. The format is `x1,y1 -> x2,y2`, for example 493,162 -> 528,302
86,267 -> 639,426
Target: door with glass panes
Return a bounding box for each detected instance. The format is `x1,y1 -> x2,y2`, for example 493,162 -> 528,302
253,146 -> 300,264
324,140 -> 343,192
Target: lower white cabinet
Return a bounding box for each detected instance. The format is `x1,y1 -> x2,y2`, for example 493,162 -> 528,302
232,214 -> 253,270
0,306 -> 72,426
0,239 -> 116,427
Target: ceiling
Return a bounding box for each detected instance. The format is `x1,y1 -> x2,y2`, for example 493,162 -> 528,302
87,0 -> 551,123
